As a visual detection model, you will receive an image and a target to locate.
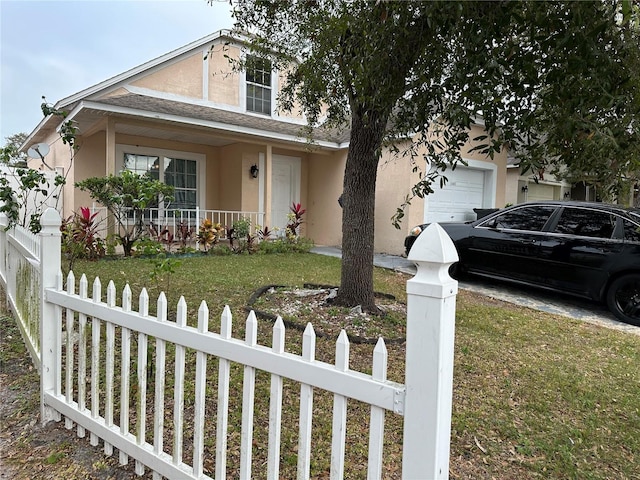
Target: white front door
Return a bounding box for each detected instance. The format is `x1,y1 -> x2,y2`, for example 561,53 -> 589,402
271,155 -> 301,235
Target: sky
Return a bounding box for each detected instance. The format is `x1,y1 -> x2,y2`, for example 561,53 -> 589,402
0,0 -> 234,144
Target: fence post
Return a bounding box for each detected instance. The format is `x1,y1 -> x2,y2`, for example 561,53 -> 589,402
39,207 -> 62,424
0,212 -> 7,289
402,223 -> 458,480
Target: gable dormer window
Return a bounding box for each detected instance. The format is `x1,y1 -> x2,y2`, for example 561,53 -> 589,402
246,55 -> 272,115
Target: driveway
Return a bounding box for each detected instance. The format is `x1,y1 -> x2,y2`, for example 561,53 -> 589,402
311,247 -> 640,336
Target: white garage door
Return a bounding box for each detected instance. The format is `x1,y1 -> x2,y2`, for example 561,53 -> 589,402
527,183 -> 556,202
424,168 -> 487,223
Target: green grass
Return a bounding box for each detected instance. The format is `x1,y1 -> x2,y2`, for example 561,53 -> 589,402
5,252 -> 639,479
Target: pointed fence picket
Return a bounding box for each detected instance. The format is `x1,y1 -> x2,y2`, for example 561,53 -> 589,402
1,208 -> 459,480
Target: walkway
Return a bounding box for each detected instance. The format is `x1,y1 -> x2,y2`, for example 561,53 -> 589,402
311,246 -> 640,336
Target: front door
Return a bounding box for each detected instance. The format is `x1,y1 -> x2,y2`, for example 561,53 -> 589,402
271,155 -> 301,236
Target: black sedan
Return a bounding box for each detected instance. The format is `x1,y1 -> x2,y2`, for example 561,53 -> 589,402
404,201 -> 640,326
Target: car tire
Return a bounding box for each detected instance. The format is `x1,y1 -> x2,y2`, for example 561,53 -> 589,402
606,274 -> 640,326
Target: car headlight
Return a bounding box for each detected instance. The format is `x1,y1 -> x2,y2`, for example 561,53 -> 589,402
410,226 -> 423,236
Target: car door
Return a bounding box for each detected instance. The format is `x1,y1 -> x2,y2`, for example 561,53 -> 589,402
456,205 -> 557,283
537,206 -> 623,299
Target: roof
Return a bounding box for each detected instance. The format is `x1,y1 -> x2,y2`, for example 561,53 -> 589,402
22,30 -> 350,152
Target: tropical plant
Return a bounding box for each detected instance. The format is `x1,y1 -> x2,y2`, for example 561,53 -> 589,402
230,217 -> 256,254
257,225 -> 274,241
285,202 -> 306,240
75,170 -> 174,257
197,218 -> 224,252
60,207 -> 105,273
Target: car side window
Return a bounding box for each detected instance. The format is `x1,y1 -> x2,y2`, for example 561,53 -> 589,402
481,206 -> 555,231
623,219 -> 640,242
553,208 -> 615,239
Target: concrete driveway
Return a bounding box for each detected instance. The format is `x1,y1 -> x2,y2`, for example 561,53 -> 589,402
311,246 -> 640,336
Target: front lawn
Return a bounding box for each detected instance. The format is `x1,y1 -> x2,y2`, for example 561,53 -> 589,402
2,252 -> 638,479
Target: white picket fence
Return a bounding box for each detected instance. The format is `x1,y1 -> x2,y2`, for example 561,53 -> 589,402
0,208 -> 459,480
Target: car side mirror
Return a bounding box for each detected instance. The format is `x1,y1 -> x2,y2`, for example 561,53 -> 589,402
484,218 -> 499,229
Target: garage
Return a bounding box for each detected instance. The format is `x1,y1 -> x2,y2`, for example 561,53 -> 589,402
525,182 -> 557,202
423,165 -> 495,223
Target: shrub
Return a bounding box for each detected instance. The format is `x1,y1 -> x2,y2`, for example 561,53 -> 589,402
61,207 -> 105,272
133,238 -> 165,256
197,218 -> 224,252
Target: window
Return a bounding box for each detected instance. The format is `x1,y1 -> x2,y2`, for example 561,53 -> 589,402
553,208 -> 616,239
163,157 -> 197,209
123,152 -> 198,210
246,55 -> 272,115
480,206 -> 555,232
623,219 -> 640,242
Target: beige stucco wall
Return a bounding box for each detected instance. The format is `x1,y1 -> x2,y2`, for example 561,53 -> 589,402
219,143 -> 244,211
305,150 -> 347,247
73,132 -> 108,214
275,68 -> 305,121
132,54 -> 204,98
374,148 -> 417,254
208,44 -> 240,107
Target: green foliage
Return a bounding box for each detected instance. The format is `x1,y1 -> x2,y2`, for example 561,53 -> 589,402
61,207 -> 105,273
149,255 -> 182,296
41,97 -> 79,151
230,0 -> 640,307
230,216 -> 256,254
0,167 -> 65,232
75,170 -> 174,256
105,234 -> 120,256
257,236 -> 314,254
1,133 -> 28,167
231,217 -> 251,238
133,238 -> 165,257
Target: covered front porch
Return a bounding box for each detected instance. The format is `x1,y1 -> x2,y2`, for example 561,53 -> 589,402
52,106 -> 348,249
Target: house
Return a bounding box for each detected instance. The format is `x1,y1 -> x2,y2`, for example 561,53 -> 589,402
23,30 -> 507,255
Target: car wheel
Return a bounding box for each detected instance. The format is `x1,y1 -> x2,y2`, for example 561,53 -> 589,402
606,274 -> 640,326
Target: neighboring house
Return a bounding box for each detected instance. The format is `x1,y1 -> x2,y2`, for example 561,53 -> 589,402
505,156 -> 573,206
22,30 -> 507,255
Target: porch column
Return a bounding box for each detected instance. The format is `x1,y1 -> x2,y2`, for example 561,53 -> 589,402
106,118 -> 116,176
264,145 -> 272,228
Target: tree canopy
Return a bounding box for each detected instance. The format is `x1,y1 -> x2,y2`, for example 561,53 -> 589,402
228,0 -> 640,310
1,133 -> 29,167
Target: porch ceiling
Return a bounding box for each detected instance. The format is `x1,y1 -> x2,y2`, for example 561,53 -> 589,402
75,93 -> 350,149
73,108 -> 237,147
24,93 -> 350,153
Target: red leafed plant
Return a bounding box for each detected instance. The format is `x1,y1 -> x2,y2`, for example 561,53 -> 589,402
286,202 -> 306,240
61,207 -> 105,272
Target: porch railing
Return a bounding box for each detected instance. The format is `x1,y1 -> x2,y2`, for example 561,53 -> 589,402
89,205 -> 265,242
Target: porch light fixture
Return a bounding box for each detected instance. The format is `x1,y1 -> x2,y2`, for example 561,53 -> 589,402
250,164 -> 259,178
521,185 -> 528,193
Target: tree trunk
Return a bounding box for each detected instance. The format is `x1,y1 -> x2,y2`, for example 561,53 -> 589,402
334,111 -> 387,312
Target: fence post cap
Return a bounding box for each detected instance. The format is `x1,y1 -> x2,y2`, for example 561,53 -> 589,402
407,223 -> 458,265
40,208 -> 62,230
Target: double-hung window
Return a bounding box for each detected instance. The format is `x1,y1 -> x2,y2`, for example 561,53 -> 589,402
246,55 -> 272,115
121,147 -> 201,211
